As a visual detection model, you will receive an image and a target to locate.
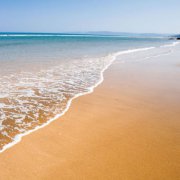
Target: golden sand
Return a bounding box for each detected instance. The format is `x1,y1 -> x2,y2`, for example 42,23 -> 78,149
0,54 -> 180,180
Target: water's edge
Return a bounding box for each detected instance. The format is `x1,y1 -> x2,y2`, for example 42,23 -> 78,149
0,42 -> 178,154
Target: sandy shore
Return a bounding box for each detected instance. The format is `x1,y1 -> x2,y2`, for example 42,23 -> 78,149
0,47 -> 180,179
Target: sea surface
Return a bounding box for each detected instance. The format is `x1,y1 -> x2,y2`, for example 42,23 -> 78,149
0,33 -> 177,152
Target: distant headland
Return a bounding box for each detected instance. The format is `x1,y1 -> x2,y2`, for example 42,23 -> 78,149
170,34 -> 180,40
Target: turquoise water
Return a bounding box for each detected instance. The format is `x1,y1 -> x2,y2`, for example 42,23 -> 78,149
0,33 -> 168,75
0,33 -> 171,152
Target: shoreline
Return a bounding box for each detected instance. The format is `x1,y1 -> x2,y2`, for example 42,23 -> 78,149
0,46 -> 159,154
0,43 -> 180,179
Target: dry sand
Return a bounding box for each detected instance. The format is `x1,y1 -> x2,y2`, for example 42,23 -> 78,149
0,49 -> 180,180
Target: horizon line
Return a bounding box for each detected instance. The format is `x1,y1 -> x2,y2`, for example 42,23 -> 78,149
0,31 -> 177,35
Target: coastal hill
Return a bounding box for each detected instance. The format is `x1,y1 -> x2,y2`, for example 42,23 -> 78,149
171,34 -> 180,40
176,35 -> 180,40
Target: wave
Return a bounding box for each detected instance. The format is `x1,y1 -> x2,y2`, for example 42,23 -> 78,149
0,41 -> 179,153
160,41 -> 180,47
0,34 -> 97,37
0,34 -> 169,39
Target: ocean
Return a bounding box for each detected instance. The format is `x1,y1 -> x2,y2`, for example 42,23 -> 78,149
0,33 -> 176,152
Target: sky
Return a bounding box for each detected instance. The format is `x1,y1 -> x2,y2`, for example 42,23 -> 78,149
0,0 -> 180,34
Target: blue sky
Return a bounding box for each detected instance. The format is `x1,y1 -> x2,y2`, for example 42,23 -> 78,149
0,0 -> 180,33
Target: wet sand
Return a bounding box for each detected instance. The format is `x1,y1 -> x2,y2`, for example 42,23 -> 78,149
0,47 -> 180,180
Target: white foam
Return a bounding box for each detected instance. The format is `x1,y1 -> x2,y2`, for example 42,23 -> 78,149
161,41 -> 180,47
0,34 -> 168,39
0,94 -> 8,98
0,34 -> 129,38
0,34 -> 96,37
0,103 -> 5,108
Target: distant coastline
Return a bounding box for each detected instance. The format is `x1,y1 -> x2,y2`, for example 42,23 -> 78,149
0,31 -> 173,39
170,34 -> 180,40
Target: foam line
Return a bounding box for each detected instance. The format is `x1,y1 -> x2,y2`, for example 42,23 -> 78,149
0,34 -> 168,39
0,34 -> 96,37
160,41 -> 180,47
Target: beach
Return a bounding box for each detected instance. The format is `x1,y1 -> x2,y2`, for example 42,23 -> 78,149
0,43 -> 180,180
